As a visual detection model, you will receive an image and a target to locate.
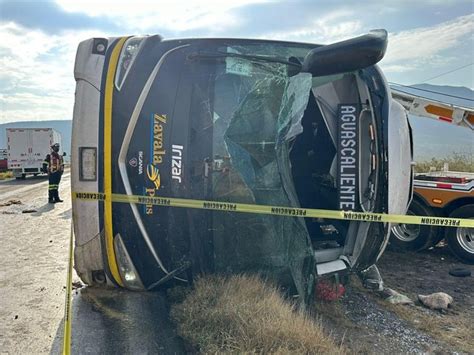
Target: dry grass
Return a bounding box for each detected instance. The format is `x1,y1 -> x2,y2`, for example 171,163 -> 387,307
170,274 -> 345,354
0,171 -> 13,180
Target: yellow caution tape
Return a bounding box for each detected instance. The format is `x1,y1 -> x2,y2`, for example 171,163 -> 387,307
72,191 -> 474,228
62,223 -> 74,355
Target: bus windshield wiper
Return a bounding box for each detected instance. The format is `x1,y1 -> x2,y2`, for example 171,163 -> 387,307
188,51 -> 302,69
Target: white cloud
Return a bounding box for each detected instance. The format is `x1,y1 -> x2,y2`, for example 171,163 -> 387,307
0,22 -> 100,123
1,5 -> 473,124
381,14 -> 474,72
259,10 -> 363,44
0,92 -> 71,122
381,64 -> 416,73
55,0 -> 269,33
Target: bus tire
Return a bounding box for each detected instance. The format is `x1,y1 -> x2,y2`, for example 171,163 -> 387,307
446,204 -> 474,265
390,199 -> 440,251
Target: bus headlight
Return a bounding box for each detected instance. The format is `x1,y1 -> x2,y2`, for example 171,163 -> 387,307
114,233 -> 144,290
92,38 -> 108,55
115,36 -> 146,90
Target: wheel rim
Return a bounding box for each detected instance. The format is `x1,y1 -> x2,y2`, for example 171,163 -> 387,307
392,211 -> 420,242
456,220 -> 474,254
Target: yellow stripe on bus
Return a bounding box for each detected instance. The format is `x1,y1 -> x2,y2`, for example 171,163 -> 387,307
72,191 -> 474,228
103,37 -> 127,287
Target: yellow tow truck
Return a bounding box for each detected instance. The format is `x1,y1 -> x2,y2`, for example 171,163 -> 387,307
391,89 -> 474,264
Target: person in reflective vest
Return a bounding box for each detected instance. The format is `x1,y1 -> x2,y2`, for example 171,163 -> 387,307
42,143 -> 64,203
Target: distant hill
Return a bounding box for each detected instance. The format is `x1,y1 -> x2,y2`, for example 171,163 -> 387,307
0,120 -> 72,158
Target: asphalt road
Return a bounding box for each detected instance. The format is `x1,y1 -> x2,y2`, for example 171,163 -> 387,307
0,174 -> 62,200
0,174 -> 184,354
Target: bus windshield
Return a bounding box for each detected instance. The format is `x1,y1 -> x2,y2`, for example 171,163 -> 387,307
174,41 -> 317,298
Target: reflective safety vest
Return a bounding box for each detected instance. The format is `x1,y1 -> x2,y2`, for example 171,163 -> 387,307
45,152 -> 64,173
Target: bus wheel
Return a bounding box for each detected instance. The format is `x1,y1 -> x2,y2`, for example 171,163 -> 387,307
390,199 -> 440,251
446,204 -> 474,265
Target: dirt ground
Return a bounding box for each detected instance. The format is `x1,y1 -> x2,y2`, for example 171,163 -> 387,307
378,246 -> 473,352
317,246 -> 473,354
0,173 -> 75,354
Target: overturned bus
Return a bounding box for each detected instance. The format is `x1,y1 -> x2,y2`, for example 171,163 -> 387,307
71,30 -> 413,302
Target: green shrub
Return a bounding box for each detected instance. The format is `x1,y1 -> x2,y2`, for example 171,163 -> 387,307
414,152 -> 474,173
0,171 -> 13,180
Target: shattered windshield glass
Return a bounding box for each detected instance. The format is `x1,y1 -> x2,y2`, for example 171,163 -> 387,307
185,42 -> 317,301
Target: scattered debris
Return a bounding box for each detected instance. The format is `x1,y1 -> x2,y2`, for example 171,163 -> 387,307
14,315 -> 18,319
418,293 -> 453,310
72,281 -> 84,289
381,288 -> 414,305
0,199 -> 22,207
324,285 -> 440,353
22,209 -> 37,213
449,268 -> 471,278
316,280 -> 346,301
359,264 -> 384,291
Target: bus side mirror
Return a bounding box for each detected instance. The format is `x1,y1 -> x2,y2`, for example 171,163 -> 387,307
301,29 -> 388,77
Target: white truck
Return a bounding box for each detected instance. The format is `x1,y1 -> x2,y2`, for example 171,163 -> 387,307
7,128 -> 62,179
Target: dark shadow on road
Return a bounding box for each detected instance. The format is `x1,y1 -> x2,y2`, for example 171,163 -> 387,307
50,318 -> 64,355
50,286 -> 186,354
0,175 -> 48,186
31,203 -> 56,216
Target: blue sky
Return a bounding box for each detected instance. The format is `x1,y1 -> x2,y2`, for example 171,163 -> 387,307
0,0 -> 473,123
